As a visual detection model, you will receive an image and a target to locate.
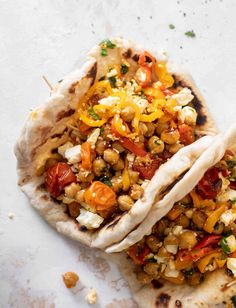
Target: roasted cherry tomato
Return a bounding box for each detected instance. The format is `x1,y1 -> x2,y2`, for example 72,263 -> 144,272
81,141 -> 94,170
135,66 -> 152,88
84,181 -> 116,210
197,167 -> 222,199
133,158 -> 161,180
127,245 -> 150,265
45,162 -> 77,198
138,51 -> 156,68
178,124 -> 195,145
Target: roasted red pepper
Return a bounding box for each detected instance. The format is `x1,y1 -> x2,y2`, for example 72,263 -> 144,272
127,245 -> 150,265
193,235 -> 222,250
177,246 -> 214,262
133,158 -> 161,180
197,167 -> 222,199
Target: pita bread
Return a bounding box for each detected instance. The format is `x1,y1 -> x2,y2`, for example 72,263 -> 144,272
15,38 -> 218,249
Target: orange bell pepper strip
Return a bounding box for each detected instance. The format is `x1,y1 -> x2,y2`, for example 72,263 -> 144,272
203,203 -> 228,233
196,250 -> 223,273
81,142 -> 94,170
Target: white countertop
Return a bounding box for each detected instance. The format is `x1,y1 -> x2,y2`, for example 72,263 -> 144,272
1,0 -> 236,307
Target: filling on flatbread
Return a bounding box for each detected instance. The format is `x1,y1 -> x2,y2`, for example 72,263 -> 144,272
127,150 -> 236,286
38,39 -> 205,231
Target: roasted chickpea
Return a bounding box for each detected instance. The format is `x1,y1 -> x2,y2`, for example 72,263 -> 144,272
93,158 -> 106,176
130,184 -> 144,200
157,246 -> 172,259
121,106 -> 135,122
175,214 -> 190,228
118,195 -> 134,211
167,143 -> 184,154
164,234 -> 179,254
148,136 -> 165,154
112,141 -> 125,153
161,129 -> 180,145
75,189 -> 85,203
136,271 -> 153,284
77,170 -> 94,182
155,122 -> 169,135
146,235 -> 161,253
96,139 -> 106,155
192,210 -> 207,229
139,122 -> 148,135
144,122 -> 156,137
65,183 -> 81,198
179,231 -> 197,250
113,158 -> 125,171
67,202 -> 80,218
111,176 -> 123,193
180,194 -> 192,205
144,263 -> 161,279
103,149 -> 119,165
153,219 -> 169,236
128,169 -> 139,184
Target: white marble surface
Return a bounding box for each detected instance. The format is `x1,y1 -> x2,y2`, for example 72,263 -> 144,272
0,0 -> 236,307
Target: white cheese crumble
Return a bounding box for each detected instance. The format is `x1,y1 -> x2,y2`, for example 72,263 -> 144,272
8,212 -> 15,219
172,88 -> 194,106
98,96 -> 120,106
76,209 -> 104,230
107,68 -> 118,78
164,260 -> 180,278
177,106 -> 197,126
132,96 -> 149,112
65,145 -> 82,164
225,235 -> 236,253
220,209 -> 236,226
87,128 -> 100,149
227,258 -> 236,277
58,141 -> 73,157
165,244 -> 178,254
172,225 -> 183,236
86,288 -> 97,305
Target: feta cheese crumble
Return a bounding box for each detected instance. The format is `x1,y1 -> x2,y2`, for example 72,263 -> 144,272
65,145 -> 82,164
76,209 -> 104,230
86,288 -> 97,304
172,88 -> 194,106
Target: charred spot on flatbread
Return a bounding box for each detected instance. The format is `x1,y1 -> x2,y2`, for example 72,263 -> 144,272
86,61 -> 97,86
123,48 -> 132,59
56,109 -> 75,122
152,280 -> 163,289
155,293 -> 171,308
132,54 -> 139,62
175,300 -> 182,308
106,215 -> 123,229
41,194 -> 49,201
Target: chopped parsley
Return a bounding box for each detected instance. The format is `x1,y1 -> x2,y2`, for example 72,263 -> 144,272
146,257 -> 156,263
231,295 -> 236,308
100,127 -> 104,134
98,76 -> 105,81
169,24 -> 175,29
88,107 -> 100,120
108,76 -> 117,88
227,160 -> 236,169
100,39 -> 116,56
232,198 -> 236,204
120,63 -> 129,75
185,30 -> 196,38
101,176 -> 112,187
101,48 -> 108,57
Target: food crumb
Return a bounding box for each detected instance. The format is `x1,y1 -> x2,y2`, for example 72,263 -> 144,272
169,24 -> 175,29
86,288 -> 97,305
62,272 -> 79,288
8,212 -> 15,219
185,30 -> 196,38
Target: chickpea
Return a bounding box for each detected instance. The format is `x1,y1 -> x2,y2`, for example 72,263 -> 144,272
144,263 -> 161,279
164,234 -> 179,246
136,271 -> 153,284
65,183 -> 81,198
153,219 -> 169,236
130,184 -> 144,200
138,122 -> 148,135
175,214 -> 190,228
167,143 -> 184,154
111,176 -> 123,193
146,235 -> 161,253
77,170 -> 94,182
144,122 -> 156,137
118,195 -> 134,211
96,139 -> 106,155
67,202 -> 80,218
121,106 -> 135,122
75,189 -> 85,203
103,149 -> 119,165
148,136 -> 165,154
155,122 -> 169,135
192,210 -> 207,229
93,158 -> 106,176
180,195 -> 192,205
113,158 -> 125,171
179,231 -> 197,250
161,129 -> 180,145
157,246 -> 172,259
112,141 -> 125,153
128,169 -> 139,184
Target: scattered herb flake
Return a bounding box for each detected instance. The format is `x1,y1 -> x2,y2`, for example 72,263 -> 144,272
121,63 -> 129,75
101,176 -> 112,187
101,48 -> 108,56
108,76 -> 117,88
227,160 -> 236,169
100,127 -> 104,134
185,30 -> 196,38
169,24 -> 175,29
98,76 -> 105,81
231,295 -> 236,308
88,107 -> 100,120
100,39 -> 116,49
232,198 -> 236,204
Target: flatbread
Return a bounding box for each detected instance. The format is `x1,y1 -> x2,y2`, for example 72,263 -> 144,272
15,38 -> 218,249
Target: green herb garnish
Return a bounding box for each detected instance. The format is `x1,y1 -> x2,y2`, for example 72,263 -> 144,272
231,295 -> 236,308
98,76 -> 105,81
232,198 -> 236,204
185,30 -> 196,38
101,48 -> 108,57
121,63 -> 129,75
227,160 -> 236,169
88,107 -> 100,120
100,127 -> 104,134
146,257 -> 157,263
101,176 -> 112,187
108,76 -> 117,88
169,24 -> 175,29
220,237 -> 231,254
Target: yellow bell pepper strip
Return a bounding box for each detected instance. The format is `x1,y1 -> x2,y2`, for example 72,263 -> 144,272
197,250 -> 223,273
122,160 -> 130,191
215,258 -> 227,268
154,62 -> 174,88
140,110 -> 164,122
175,257 -> 193,271
190,190 -> 216,209
93,104 -> 115,119
80,113 -> 107,127
204,203 -> 228,233
144,87 -> 165,99
112,114 -> 130,137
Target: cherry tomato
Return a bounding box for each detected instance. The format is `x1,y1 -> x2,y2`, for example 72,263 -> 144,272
230,181 -> 236,190
138,51 -> 156,68
84,181 -> 116,211
45,162 -> 77,198
178,124 -> 195,145
135,66 -> 152,88
133,158 -> 161,180
197,167 -> 222,199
